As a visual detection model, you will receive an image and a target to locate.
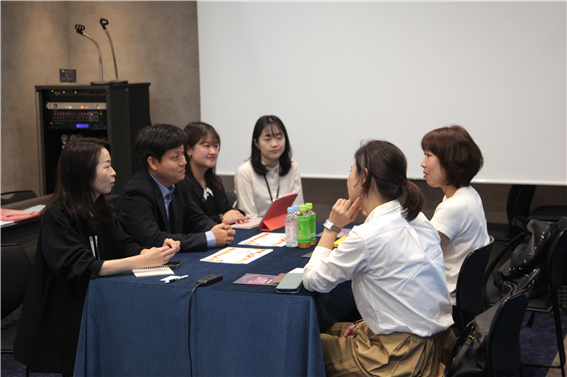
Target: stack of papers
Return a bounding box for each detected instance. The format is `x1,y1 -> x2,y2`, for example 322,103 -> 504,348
201,247 -> 273,264
238,232 -> 287,247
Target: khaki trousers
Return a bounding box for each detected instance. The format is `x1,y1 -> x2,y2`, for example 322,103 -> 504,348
321,321 -> 456,377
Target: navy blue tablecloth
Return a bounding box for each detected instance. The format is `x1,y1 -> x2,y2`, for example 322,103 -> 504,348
74,224 -> 355,376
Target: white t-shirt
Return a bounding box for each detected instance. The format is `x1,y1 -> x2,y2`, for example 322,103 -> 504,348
234,159 -> 304,218
303,200 -> 454,337
430,186 -> 490,306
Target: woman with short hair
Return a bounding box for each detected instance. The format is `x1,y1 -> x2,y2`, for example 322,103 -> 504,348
421,125 -> 491,306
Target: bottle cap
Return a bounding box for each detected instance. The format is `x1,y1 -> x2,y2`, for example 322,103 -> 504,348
293,205 -> 300,211
306,203 -> 313,210
300,205 -> 307,211
287,207 -> 295,213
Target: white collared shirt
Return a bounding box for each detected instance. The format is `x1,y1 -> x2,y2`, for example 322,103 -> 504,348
234,159 -> 304,218
303,200 -> 453,337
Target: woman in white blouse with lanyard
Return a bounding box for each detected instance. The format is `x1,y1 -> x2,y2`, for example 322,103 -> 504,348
303,140 -> 455,377
234,115 -> 304,218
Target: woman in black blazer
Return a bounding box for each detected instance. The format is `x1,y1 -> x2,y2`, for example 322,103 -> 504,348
14,138 -> 179,375
183,122 -> 247,224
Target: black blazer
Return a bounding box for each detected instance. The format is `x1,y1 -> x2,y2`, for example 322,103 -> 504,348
14,203 -> 142,374
118,169 -> 217,252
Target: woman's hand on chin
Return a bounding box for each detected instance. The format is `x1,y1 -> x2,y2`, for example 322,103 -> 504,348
329,197 -> 361,229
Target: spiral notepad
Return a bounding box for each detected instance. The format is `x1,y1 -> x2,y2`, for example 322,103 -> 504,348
132,266 -> 174,277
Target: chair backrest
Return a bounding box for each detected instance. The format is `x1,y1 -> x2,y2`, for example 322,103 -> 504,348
1,190 -> 37,206
225,189 -> 237,209
1,244 -> 32,319
547,228 -> 567,289
488,291 -> 530,375
506,184 -> 536,236
488,269 -> 537,376
456,236 -> 495,316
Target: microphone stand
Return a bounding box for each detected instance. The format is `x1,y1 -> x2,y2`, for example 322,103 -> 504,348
75,24 -> 109,85
100,18 -> 127,84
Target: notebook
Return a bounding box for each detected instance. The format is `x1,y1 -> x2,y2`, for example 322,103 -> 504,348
132,266 -> 174,277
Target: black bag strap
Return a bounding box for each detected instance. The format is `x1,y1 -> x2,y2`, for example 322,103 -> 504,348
482,232 -> 526,307
511,216 -> 527,233
444,336 -> 473,377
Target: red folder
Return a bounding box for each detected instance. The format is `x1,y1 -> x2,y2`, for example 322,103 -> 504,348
1,209 -> 41,222
258,192 -> 298,231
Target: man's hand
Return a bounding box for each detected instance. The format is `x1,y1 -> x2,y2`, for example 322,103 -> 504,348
211,220 -> 235,247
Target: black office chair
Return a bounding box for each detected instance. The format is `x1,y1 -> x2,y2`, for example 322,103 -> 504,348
446,269 -> 537,377
490,268 -> 539,377
454,236 -> 494,333
1,244 -> 32,354
1,190 -> 37,206
487,185 -> 536,245
521,228 -> 567,377
482,231 -> 530,310
488,286 -> 532,377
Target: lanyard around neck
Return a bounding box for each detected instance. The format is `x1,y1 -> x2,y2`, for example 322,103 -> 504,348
89,235 -> 100,260
263,174 -> 280,203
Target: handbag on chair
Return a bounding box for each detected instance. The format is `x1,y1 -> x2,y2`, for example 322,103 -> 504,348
444,270 -> 539,377
493,217 -> 566,299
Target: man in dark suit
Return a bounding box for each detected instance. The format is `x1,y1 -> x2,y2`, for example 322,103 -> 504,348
119,124 -> 235,252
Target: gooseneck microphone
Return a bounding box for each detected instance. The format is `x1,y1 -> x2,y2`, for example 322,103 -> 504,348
75,24 -> 109,85
99,18 -> 127,84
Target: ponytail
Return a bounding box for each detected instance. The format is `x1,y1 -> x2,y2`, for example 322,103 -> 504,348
401,180 -> 424,221
354,140 -> 424,222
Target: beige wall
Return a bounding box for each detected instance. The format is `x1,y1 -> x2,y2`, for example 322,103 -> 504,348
1,1 -> 200,194
2,1 -> 71,194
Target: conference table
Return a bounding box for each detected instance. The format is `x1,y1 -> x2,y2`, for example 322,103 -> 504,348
73,223 -> 356,377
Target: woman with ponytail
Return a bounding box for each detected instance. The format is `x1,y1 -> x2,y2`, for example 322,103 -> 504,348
303,140 -> 455,377
421,125 -> 490,307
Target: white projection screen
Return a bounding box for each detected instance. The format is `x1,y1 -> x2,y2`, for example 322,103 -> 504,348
198,1 -> 566,185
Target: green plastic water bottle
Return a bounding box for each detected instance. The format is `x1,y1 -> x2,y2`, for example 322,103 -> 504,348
297,205 -> 311,248
306,203 -> 316,245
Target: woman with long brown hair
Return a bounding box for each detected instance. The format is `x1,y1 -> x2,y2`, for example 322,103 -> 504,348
234,115 -> 304,218
14,137 -> 179,375
184,122 -> 247,224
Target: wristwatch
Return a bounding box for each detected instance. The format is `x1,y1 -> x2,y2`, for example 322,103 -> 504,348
323,219 -> 341,233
